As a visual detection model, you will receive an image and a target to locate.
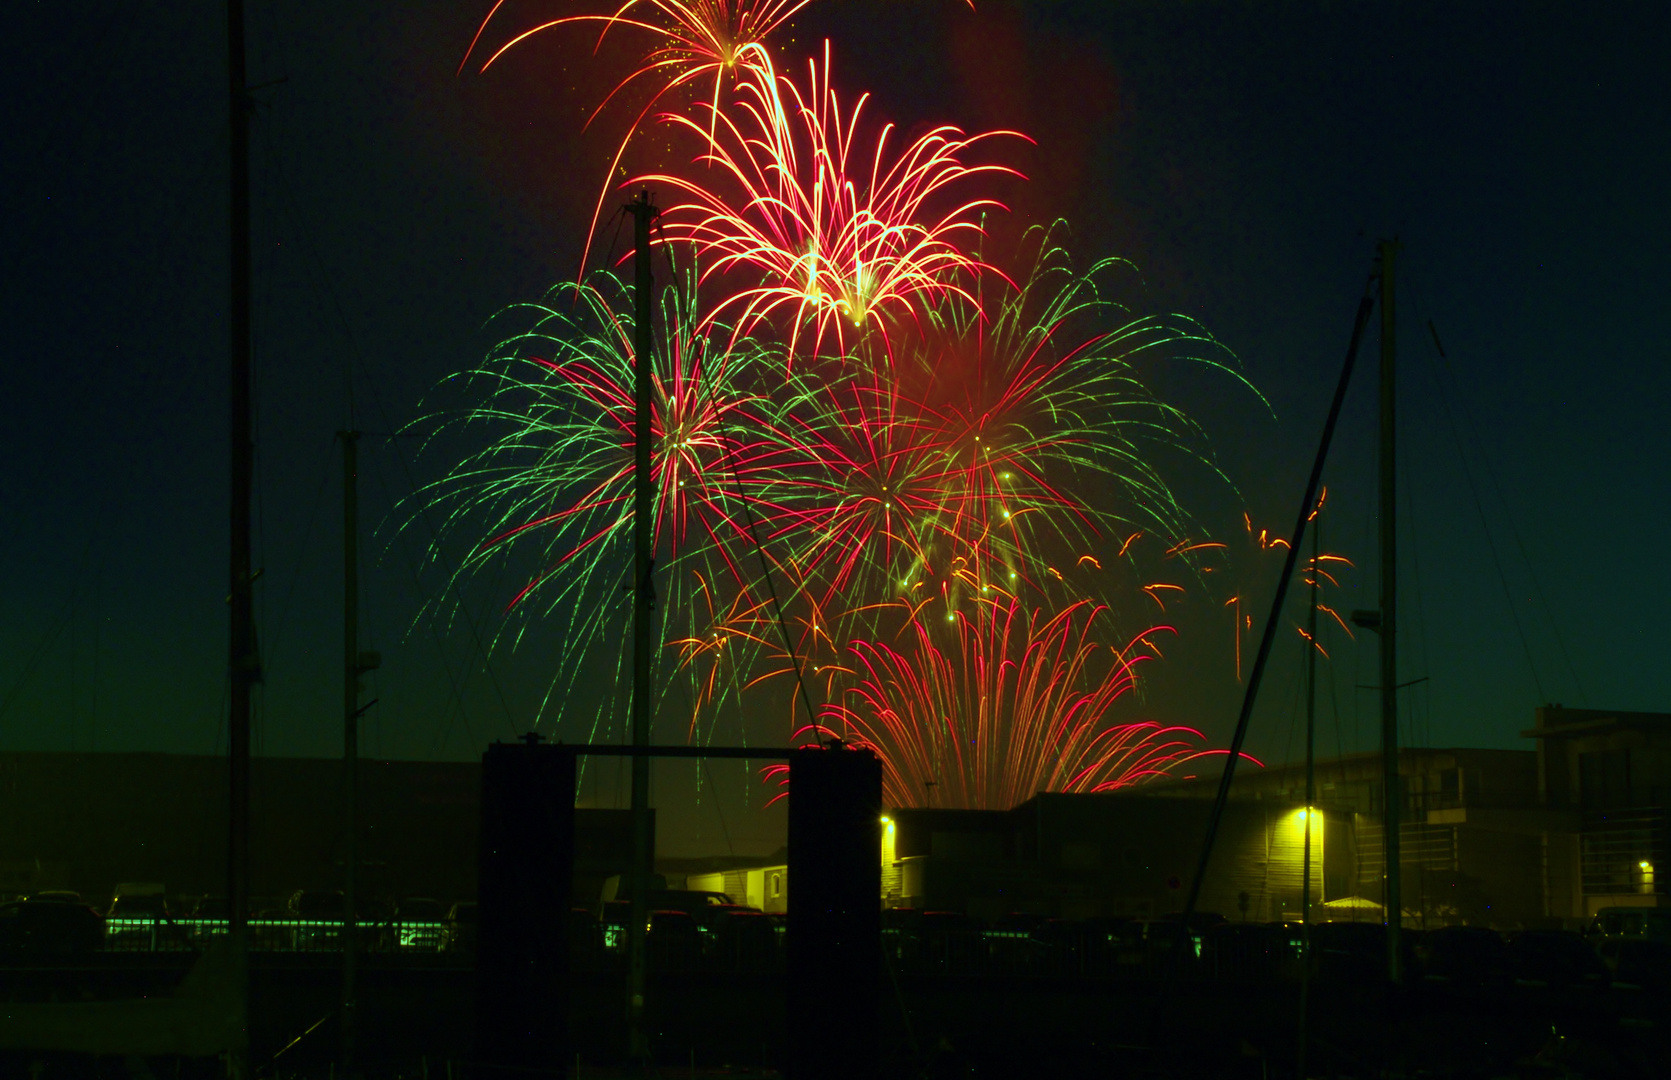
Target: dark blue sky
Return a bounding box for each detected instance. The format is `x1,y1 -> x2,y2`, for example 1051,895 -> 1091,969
2,0 -> 1666,825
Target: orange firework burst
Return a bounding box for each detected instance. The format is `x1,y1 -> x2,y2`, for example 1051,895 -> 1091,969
463,0 -> 818,270
466,0 -> 812,85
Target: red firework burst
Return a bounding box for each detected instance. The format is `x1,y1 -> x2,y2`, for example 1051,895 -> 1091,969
635,41 -> 1028,358
790,598 -> 1257,809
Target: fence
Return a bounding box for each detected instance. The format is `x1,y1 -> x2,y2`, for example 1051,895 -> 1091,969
100,916 -> 451,954
89,915 -> 1390,987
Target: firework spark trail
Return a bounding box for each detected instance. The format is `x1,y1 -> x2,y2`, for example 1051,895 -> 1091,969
883,225 -> 1259,575
1231,501 -> 1357,673
462,1 -> 818,273
636,41 -> 1029,359
737,225 -> 1261,628
809,597 -> 1255,809
405,271 -> 813,740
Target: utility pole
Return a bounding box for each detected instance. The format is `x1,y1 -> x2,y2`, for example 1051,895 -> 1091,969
340,429 -> 361,1074
1298,497 -> 1320,1078
625,190 -> 659,1068
1378,239 -> 1403,984
226,0 -> 254,1073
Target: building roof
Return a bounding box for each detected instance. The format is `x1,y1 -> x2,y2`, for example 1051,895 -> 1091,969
1521,705 -> 1671,740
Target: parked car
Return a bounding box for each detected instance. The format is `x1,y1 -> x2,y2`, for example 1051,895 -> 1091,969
1203,921 -> 1294,982
190,895 -> 234,932
1021,917 -> 1136,977
1079,916 -> 1146,974
1415,925 -> 1512,986
0,900 -> 105,953
986,912 -> 1052,973
563,906 -> 602,966
1310,922 -> 1389,983
918,911 -> 987,974
396,897 -> 448,951
1505,929 -> 1610,990
691,902 -> 762,958
285,890 -> 356,951
1586,906 -> 1671,944
106,884 -> 168,919
104,887 -> 192,952
646,909 -> 701,971
1140,912 -> 1224,972
881,907 -> 923,964
1597,937 -> 1671,993
708,909 -> 777,972
446,901 -> 478,952
691,902 -> 761,931
644,889 -> 734,916
287,890 -> 343,919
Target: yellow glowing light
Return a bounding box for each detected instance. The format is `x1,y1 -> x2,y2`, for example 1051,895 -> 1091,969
1642,860 -> 1654,870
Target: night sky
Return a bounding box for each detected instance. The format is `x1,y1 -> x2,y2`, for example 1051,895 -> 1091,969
3,1 -> 1667,851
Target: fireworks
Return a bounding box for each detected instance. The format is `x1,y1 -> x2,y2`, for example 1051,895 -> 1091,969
465,0 -> 810,91
465,1 -> 824,274
809,598 -> 1250,809
423,4 -> 1269,806
637,42 -> 1027,358
841,226 -> 1252,599
408,270 -> 807,738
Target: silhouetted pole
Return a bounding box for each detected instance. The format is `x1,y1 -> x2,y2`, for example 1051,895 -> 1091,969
1298,499 -> 1319,1078
625,190 -> 658,1068
226,0 -> 253,1073
340,429 -> 361,1072
1379,239 -> 1403,983
476,738 -> 575,1077
788,746 -> 883,1080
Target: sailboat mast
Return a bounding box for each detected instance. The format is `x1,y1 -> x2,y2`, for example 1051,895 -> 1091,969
1378,239 -> 1403,983
1298,498 -> 1319,1074
341,429 -> 361,1069
226,0 -> 253,1069
626,191 -> 658,1066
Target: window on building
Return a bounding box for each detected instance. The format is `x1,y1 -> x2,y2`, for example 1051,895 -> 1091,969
1580,749 -> 1632,811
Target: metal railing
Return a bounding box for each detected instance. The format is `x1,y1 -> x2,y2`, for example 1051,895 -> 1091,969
67,917 -> 1586,989
100,916 -> 453,954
